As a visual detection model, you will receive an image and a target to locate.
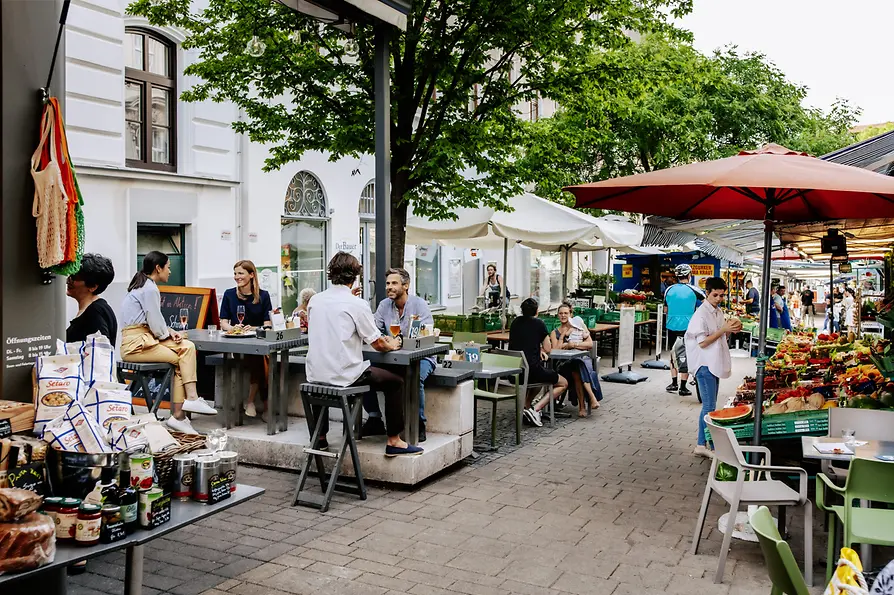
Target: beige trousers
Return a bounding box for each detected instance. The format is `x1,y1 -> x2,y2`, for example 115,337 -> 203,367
120,326 -> 197,404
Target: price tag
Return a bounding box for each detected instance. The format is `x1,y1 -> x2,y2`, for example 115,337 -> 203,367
101,520 -> 127,543
0,419 -> 11,439
208,473 -> 231,505
7,463 -> 46,495
149,493 -> 171,529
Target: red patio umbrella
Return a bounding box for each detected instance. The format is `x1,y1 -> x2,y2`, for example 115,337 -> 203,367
565,144 -> 894,445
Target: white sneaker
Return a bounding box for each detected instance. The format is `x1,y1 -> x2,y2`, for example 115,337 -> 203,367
523,408 -> 543,427
166,416 -> 198,435
182,398 -> 217,415
244,402 -> 257,418
693,445 -> 713,459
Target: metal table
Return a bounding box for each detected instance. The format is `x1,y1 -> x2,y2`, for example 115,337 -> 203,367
0,484 -> 264,595
362,343 -> 448,445
548,349 -> 588,361
473,365 -> 523,380
189,329 -> 308,434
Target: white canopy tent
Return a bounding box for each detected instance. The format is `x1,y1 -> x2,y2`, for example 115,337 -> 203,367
406,194 -> 649,317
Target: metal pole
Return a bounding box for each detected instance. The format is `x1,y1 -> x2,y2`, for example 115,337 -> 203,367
829,259 -> 834,332
373,26 -> 391,306
752,218 -> 774,447
562,247 -> 570,301
605,248 -> 612,304
501,237 -> 508,330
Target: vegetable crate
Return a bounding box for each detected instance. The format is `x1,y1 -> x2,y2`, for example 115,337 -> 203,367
766,327 -> 786,343
540,316 -> 560,332
635,310 -> 649,323
602,311 -> 621,323
433,315 -> 456,333
704,409 -> 829,442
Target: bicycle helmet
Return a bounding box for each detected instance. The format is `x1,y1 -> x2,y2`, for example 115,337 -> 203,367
674,264 -> 692,278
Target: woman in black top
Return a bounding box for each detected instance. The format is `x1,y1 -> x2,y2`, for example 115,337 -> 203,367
66,253 -> 118,345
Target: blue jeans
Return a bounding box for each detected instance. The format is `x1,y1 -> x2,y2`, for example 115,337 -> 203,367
695,366 -> 719,446
364,359 -> 435,422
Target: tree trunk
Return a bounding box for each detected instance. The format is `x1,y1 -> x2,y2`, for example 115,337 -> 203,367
390,168 -> 410,269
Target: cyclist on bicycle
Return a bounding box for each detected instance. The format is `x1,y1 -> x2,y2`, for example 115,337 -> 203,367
665,264 -> 705,397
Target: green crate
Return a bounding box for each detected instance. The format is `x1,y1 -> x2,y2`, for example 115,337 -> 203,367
703,409 -> 828,442
540,316 -> 560,332
468,315 -> 485,333
602,311 -> 620,323
580,314 -> 598,328
635,310 -> 648,322
484,316 -> 502,331
766,327 -> 786,343
433,315 -> 455,333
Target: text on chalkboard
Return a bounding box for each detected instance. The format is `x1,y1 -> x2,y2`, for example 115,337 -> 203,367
208,473 -> 231,505
149,493 -> 172,529
101,520 -> 127,543
0,419 -> 11,439
7,463 -> 46,495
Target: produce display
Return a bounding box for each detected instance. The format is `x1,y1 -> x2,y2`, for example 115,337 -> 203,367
731,331 -> 894,414
618,289 -> 650,303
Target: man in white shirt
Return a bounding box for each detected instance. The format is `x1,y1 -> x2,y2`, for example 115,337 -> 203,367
685,277 -> 742,458
306,252 -> 423,457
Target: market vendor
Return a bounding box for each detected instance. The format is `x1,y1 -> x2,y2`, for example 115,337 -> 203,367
742,280 -> 760,316
769,286 -> 792,331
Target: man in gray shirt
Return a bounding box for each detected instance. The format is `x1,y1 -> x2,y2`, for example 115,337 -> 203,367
366,268 -> 435,442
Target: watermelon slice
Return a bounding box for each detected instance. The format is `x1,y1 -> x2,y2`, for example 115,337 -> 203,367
708,404 -> 753,425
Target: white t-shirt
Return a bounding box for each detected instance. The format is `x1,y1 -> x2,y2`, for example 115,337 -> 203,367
306,285 -> 382,386
685,300 -> 731,379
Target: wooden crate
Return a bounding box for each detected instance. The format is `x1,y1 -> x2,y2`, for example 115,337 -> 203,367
0,400 -> 34,434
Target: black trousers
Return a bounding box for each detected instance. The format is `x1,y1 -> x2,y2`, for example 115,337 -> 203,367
315,367 -> 405,437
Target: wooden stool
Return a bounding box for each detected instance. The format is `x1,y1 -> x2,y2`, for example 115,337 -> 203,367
117,362 -> 174,414
293,383 -> 368,512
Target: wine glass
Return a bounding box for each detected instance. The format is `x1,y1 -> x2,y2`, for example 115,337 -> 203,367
237,305 -> 246,326
179,308 -> 189,330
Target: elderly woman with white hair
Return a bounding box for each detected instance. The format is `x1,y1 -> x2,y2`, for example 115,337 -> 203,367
292,287 -> 317,331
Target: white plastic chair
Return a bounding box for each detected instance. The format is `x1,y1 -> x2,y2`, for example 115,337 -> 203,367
692,416 -> 813,586
825,408 -> 894,480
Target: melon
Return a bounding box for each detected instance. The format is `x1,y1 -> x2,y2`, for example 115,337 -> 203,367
708,404 -> 753,425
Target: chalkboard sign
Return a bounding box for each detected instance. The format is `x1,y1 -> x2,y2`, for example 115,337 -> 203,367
0,419 -> 11,439
7,463 -> 46,495
208,473 -> 231,505
149,493 -> 171,529
101,519 -> 126,543
159,286 -> 220,330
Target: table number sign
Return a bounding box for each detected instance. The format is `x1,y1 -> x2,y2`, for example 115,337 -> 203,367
408,319 -> 422,339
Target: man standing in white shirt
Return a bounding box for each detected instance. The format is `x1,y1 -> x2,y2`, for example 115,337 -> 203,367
306,252 -> 424,457
685,277 -> 742,458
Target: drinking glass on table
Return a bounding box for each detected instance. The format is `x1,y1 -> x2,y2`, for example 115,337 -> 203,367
179,308 -> 189,330
236,305 -> 246,326
207,325 -> 218,339
389,319 -> 401,338
841,428 -> 856,449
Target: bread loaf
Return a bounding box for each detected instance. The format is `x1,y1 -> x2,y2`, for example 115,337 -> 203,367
0,512 -> 55,573
0,488 -> 42,522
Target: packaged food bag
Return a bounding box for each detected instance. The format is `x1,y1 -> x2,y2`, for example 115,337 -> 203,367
64,402 -> 111,454
41,416 -> 83,452
108,418 -> 149,452
81,381 -> 131,434
56,332 -> 116,386
34,354 -> 82,435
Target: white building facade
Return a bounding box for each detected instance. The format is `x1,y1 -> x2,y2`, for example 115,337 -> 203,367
64,0 -> 591,326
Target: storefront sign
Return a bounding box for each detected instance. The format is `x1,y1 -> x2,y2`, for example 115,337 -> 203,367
690,264 -> 715,276
838,263 -> 852,274
4,335 -> 53,370
220,230 -> 232,241
334,240 -> 360,256
622,265 -> 633,278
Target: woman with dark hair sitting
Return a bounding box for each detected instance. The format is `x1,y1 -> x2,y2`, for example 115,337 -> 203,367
509,297 -> 568,427
550,302 -> 601,416
66,253 -> 118,345
119,251 -> 216,435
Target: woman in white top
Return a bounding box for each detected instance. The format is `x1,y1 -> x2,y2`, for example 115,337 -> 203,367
550,303 -> 601,416
119,251 -> 215,435
842,288 -> 856,330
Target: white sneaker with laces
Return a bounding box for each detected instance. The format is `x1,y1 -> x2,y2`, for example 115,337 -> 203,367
166,416 -> 198,435
523,407 -> 543,427
244,402 -> 257,418
182,398 -> 217,415
693,445 -> 713,458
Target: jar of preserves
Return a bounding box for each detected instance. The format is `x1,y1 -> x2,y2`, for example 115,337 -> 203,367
56,498 -> 81,541
75,503 -> 102,546
100,504 -> 124,543
42,496 -> 63,521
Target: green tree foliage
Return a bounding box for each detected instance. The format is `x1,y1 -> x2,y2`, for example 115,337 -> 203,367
521,36 -> 862,202
127,0 -> 692,264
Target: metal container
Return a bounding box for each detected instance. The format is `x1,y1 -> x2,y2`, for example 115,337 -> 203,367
47,450 -> 120,500
138,488 -> 164,528
129,453 -> 154,490
172,453 -> 196,500
217,451 -> 237,493
192,454 -> 219,503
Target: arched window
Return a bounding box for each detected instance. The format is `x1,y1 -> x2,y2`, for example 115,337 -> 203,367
281,171 -> 328,313
359,181 -> 375,304
359,181 -> 375,220
124,28 -> 176,171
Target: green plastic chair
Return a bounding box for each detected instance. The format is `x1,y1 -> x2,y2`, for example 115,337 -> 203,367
472,352 -> 523,448
816,457 -> 894,583
750,506 -> 811,595
452,332 -> 488,347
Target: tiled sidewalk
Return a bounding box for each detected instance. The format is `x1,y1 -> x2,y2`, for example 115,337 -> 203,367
70,355 -> 827,595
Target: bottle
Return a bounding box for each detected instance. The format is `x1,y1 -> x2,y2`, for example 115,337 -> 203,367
117,469 -> 139,533
84,467 -> 118,505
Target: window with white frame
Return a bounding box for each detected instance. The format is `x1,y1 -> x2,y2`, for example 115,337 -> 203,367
281,171 -> 328,314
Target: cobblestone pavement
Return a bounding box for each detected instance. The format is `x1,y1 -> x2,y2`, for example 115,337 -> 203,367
70,353 -> 835,595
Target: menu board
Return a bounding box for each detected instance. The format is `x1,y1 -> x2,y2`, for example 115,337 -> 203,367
617,307 -> 636,368
159,286 -> 220,330
7,463 -> 46,495
208,473 -> 231,505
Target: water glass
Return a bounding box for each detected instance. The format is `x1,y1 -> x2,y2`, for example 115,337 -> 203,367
207,324 -> 218,338
841,428 -> 856,449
